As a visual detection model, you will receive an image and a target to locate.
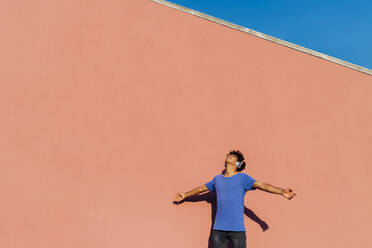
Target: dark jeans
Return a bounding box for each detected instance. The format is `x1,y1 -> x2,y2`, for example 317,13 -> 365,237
212,229 -> 246,248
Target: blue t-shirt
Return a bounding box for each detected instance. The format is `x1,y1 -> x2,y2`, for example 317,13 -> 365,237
205,172 -> 256,231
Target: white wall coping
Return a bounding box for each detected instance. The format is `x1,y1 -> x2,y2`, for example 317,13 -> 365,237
151,0 -> 372,76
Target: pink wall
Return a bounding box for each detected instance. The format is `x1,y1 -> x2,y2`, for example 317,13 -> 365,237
1,0 -> 371,247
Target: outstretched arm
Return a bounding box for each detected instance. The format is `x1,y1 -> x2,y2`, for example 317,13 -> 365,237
253,181 -> 296,200
174,185 -> 209,202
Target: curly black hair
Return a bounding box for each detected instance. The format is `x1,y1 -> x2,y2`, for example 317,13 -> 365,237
227,149 -> 246,172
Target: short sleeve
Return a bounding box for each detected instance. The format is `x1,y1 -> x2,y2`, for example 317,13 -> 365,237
243,173 -> 257,191
205,176 -> 216,192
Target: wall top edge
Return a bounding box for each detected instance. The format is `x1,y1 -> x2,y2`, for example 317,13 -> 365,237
151,0 -> 372,77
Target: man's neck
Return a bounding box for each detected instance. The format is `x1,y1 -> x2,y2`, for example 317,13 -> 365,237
224,164 -> 238,177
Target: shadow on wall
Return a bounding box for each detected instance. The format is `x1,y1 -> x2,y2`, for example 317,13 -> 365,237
174,169 -> 269,247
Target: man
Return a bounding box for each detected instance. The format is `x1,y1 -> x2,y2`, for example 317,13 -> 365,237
173,149 -> 296,248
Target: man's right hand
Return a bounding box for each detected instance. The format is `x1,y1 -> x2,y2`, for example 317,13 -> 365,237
174,192 -> 186,202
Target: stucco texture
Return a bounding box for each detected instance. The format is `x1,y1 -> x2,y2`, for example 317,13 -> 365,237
0,1 -> 371,247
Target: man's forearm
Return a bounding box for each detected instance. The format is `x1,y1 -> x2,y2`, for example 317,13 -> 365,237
184,186 -> 205,198
262,183 -> 284,194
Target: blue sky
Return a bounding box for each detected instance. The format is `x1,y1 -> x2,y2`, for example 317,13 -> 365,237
167,0 -> 372,70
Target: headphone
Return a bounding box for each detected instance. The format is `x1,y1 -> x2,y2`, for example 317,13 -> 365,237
235,161 -> 244,168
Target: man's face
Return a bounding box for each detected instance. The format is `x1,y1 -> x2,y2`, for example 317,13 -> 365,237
225,154 -> 238,165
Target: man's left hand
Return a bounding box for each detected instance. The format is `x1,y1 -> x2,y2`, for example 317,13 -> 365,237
281,188 -> 296,200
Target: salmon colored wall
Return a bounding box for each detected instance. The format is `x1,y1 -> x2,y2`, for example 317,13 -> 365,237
1,0 -> 371,247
